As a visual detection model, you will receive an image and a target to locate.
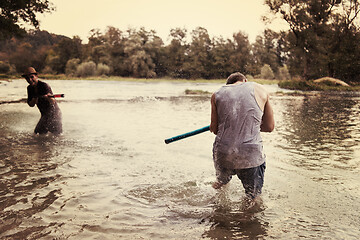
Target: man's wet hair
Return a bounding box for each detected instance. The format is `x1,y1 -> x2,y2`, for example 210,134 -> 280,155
226,72 -> 247,85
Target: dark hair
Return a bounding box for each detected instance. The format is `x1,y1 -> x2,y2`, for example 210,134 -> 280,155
226,72 -> 247,85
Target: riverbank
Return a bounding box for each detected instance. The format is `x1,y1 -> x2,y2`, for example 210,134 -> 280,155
279,78 -> 360,91
0,73 -> 278,85
3,73 -> 360,91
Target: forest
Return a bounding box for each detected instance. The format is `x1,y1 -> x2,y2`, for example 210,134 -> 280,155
1,0 -> 360,83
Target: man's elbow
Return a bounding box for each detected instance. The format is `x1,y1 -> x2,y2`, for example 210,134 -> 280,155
261,123 -> 275,132
27,102 -> 35,107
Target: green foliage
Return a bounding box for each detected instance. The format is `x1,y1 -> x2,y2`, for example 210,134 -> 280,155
210,37 -> 234,78
96,63 -> 110,76
265,0 -> 360,82
246,74 -> 254,80
53,37 -> 83,73
260,64 -> 275,79
1,26 -> 284,80
0,30 -> 68,73
4,2 -> 360,83
41,66 -> 55,74
251,29 -> 284,75
181,27 -> 212,79
9,42 -> 34,73
0,0 -> 54,40
65,58 -> 81,76
119,27 -> 161,78
45,49 -> 61,74
277,65 -> 291,80
76,61 -> 96,77
164,28 -> 189,78
0,61 -> 10,73
230,31 -> 253,76
278,79 -> 356,91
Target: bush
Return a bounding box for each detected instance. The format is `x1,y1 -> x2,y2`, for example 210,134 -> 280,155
278,80 -> 353,91
0,61 -> 10,73
8,64 -> 17,75
245,74 -> 254,80
42,66 -> 55,74
76,61 -> 96,77
260,64 -> 275,80
65,58 -> 81,76
278,65 -> 291,80
96,63 -> 110,76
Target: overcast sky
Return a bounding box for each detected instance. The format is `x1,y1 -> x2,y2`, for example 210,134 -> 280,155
34,0 -> 288,43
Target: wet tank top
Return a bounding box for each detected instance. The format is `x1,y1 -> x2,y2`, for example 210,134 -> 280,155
213,82 -> 265,169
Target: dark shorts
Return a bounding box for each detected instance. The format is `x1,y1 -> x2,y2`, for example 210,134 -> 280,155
216,162 -> 266,199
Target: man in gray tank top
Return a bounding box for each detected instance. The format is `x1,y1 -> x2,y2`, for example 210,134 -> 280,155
210,72 -> 274,199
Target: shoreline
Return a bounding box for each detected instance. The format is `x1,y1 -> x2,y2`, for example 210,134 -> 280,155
2,74 -> 360,92
0,75 -> 279,85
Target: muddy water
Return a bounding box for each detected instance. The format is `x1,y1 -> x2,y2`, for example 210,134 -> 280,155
0,80 -> 359,239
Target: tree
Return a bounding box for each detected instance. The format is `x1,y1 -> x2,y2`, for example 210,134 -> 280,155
183,27 -> 212,79
121,27 -> 161,78
96,63 -> 110,76
252,29 -> 284,75
210,36 -> 236,78
0,0 -> 54,40
9,42 -> 33,72
229,31 -> 253,76
91,45 -> 109,65
265,0 -> 360,81
0,29 -> 70,73
0,61 -> 11,73
261,64 -> 275,79
76,61 -> 96,77
46,36 -> 82,73
278,65 -> 291,80
65,58 -> 80,76
164,28 -> 189,78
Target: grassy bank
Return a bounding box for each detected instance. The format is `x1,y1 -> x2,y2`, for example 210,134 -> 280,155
278,79 -> 360,91
5,73 -> 359,92
0,73 -> 279,85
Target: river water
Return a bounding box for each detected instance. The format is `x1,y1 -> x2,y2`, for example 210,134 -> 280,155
0,79 -> 359,239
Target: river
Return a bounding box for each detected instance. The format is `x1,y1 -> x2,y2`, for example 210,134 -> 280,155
0,79 -> 359,239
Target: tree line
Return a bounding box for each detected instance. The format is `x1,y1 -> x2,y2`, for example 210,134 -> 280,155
0,27 -> 289,80
1,0 -> 360,83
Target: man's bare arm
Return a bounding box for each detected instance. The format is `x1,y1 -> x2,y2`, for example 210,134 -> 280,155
260,96 -> 275,132
210,93 -> 218,135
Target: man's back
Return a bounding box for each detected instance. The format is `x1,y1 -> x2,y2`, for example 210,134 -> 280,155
212,82 -> 266,169
210,72 -> 274,195
214,82 -> 263,145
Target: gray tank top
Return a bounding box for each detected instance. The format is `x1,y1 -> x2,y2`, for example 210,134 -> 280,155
213,82 -> 265,169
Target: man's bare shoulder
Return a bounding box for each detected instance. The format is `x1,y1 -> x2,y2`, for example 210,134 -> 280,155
252,82 -> 267,91
253,82 -> 269,100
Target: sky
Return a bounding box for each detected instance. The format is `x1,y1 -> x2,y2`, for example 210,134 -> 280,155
34,0 -> 288,44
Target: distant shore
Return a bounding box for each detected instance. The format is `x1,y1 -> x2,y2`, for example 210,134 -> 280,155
278,79 -> 360,92
0,74 -> 278,85
2,74 -> 360,91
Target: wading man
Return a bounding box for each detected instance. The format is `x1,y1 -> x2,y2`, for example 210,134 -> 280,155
23,67 -> 62,134
210,72 -> 274,199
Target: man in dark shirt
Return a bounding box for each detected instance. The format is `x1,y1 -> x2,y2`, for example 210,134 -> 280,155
23,67 -> 62,134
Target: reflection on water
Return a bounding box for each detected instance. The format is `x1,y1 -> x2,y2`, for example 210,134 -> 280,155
276,93 -> 360,172
0,80 -> 359,239
0,133 -> 64,239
